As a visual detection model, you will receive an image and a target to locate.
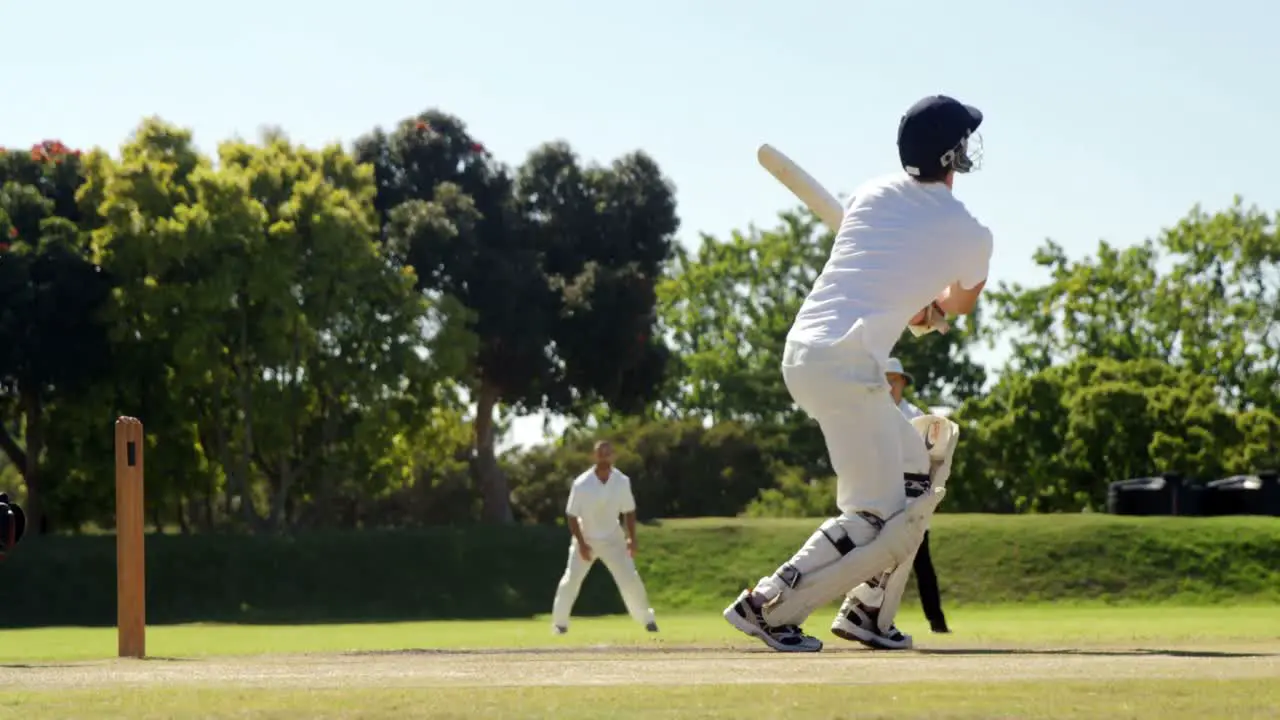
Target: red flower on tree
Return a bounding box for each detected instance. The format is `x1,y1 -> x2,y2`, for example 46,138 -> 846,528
415,121 -> 430,132
470,142 -> 486,154
28,139 -> 79,165
6,227 -> 16,239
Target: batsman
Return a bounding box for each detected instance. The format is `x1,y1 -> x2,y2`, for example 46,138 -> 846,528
724,94 -> 992,652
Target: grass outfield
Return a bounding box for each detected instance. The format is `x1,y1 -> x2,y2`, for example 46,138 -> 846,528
2,607 -> 1278,718
6,681 -> 1280,720
3,604 -> 1279,662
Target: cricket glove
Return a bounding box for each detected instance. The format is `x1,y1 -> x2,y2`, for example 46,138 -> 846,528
907,301 -> 950,337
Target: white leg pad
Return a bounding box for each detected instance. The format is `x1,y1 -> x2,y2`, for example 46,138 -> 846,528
848,570 -> 887,608
761,487 -> 944,627
872,550 -> 917,633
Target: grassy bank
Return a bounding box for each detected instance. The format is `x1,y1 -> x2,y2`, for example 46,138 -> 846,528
0,514 -> 1276,627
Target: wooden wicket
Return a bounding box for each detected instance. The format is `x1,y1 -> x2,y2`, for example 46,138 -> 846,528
114,416 -> 146,658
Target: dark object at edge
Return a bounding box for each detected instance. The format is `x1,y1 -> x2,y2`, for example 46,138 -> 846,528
0,492 -> 26,556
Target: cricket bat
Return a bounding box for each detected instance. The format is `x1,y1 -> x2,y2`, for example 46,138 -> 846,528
756,144 -> 844,233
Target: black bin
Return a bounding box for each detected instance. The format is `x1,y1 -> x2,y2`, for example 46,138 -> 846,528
1108,475 -> 1178,516
1173,478 -> 1205,517
1257,471 -> 1280,517
1201,474 -> 1270,516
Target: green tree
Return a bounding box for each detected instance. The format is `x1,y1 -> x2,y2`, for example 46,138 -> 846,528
81,119 -> 466,532
950,356 -> 1277,513
658,210 -> 828,427
507,416 -> 777,523
355,110 -> 679,523
0,141 -> 113,533
985,198 -> 1280,415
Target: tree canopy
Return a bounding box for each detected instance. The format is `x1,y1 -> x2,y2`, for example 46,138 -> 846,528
0,140 -> 113,533
2,112 -> 1275,533
354,110 -> 679,522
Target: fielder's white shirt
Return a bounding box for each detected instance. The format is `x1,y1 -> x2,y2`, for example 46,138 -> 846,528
565,467 -> 636,542
787,172 -> 993,367
898,398 -> 925,420
897,397 -> 931,476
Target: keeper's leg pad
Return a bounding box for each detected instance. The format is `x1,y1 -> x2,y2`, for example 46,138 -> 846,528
761,487 -> 944,627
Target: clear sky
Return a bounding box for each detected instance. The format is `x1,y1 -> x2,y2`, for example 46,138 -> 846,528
5,0 -> 1277,448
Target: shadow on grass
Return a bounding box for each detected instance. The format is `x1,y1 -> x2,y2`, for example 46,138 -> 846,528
342,646 -> 1277,659
344,646 -> 735,658
916,648 -> 1274,658
0,656 -> 193,668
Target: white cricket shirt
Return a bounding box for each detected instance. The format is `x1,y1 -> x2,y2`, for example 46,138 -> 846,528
898,398 -> 925,420
787,172 -> 993,366
565,467 -> 637,542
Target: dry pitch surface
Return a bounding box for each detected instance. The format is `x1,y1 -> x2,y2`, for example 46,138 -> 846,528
3,642 -> 1278,689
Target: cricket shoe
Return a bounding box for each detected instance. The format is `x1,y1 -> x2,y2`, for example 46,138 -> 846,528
723,589 -> 823,652
830,599 -> 913,650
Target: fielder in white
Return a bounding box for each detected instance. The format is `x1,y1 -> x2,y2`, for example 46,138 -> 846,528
551,440 -> 658,635
724,94 -> 992,652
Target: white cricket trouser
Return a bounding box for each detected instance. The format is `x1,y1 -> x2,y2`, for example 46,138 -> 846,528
750,339 -> 908,617
897,416 -> 933,478
781,339 -> 907,521
551,534 -> 655,628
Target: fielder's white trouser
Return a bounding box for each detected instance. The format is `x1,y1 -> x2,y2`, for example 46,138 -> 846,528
753,338 -> 923,628
846,415 -> 960,633
551,534 -> 655,628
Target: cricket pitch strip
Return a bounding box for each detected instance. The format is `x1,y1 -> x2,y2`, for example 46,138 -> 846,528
2,642 -> 1276,690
